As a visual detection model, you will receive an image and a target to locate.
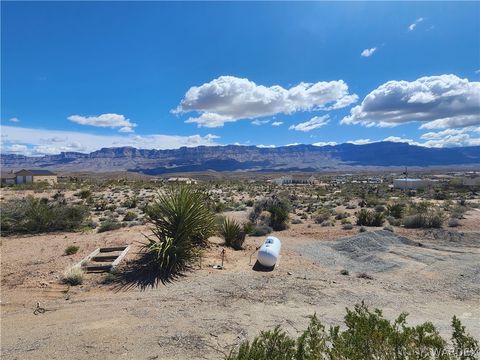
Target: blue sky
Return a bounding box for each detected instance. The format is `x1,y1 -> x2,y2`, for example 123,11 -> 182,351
1,1 -> 479,155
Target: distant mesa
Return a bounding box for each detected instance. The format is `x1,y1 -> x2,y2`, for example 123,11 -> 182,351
1,142 -> 479,174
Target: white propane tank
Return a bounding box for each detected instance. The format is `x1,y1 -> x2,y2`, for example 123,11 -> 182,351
257,236 -> 281,268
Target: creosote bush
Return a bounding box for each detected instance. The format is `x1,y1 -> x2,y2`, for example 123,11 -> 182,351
249,196 -> 291,231
356,209 -> 384,227
97,220 -> 123,233
1,196 -> 89,234
226,302 -> 479,360
64,245 -> 80,255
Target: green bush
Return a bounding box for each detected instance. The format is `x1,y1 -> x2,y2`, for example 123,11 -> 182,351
123,211 -> 138,222
313,208 -> 332,224
356,209 -> 384,227
0,196 -> 89,234
76,188 -> 92,199
403,209 -> 445,229
62,268 -> 84,286
249,197 -> 291,231
64,245 -> 80,255
226,303 -> 479,360
220,217 -> 246,250
97,220 -> 123,233
387,203 -> 405,219
142,186 -> 216,277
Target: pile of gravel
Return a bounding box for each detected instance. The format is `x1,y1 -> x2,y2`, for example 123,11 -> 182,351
298,230 -> 422,273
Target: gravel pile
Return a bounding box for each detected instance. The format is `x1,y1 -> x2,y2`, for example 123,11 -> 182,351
298,230 -> 423,273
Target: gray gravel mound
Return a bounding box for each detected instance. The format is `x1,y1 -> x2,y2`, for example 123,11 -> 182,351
298,230 -> 424,273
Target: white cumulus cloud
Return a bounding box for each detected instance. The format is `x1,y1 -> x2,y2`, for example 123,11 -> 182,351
289,115 -> 330,132
8,117 -> 20,123
341,74 -> 480,129
271,121 -> 284,126
174,76 -> 357,128
0,125 -> 219,156
361,47 -> 377,57
68,113 -> 137,133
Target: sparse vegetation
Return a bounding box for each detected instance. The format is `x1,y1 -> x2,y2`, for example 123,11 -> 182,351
62,267 -> 84,286
97,219 -> 123,233
226,303 -> 478,360
0,196 -> 90,234
64,245 -> 80,255
356,209 -> 384,227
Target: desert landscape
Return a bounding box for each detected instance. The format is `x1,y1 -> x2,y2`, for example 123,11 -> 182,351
1,173 -> 479,359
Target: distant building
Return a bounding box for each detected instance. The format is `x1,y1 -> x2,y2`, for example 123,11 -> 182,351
272,175 -> 317,185
167,177 -> 197,184
393,178 -> 435,190
1,171 -> 16,185
14,169 -> 57,185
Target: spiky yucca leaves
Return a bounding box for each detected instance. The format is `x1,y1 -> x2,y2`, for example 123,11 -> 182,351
220,217 -> 246,250
143,186 -> 216,277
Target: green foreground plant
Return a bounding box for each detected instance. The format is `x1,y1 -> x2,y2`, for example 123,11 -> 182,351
142,186 -> 216,278
220,217 -> 246,250
227,302 -> 478,360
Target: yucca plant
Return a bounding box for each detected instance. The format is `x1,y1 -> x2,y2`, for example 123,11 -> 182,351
143,186 -> 216,278
220,217 -> 246,250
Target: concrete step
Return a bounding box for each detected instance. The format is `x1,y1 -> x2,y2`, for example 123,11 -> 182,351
92,255 -> 118,262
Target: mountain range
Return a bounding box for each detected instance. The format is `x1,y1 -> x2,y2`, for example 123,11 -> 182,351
1,142 -> 480,174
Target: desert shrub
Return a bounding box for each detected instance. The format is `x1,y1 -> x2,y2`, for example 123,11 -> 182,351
226,303 -> 479,360
249,197 -> 291,231
451,315 -> 480,358
97,220 -> 123,233
313,208 -> 332,224
386,215 -> 402,227
123,211 -> 138,222
249,224 -> 272,237
359,226 -> 367,233
291,218 -> 303,224
220,217 -> 246,250
450,205 -> 468,219
334,211 -> 348,220
403,209 -> 445,229
340,269 -> 349,275
374,204 -> 385,213
245,199 -> 254,207
342,223 -> 353,230
0,196 -> 89,234
341,218 -> 351,225
64,245 -> 80,255
62,268 -> 84,286
122,197 -> 138,209
142,186 -> 217,277
75,188 -> 92,199
387,202 -> 405,219
356,209 -> 384,227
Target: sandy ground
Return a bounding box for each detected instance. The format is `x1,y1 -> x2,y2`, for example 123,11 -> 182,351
1,209 -> 480,359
